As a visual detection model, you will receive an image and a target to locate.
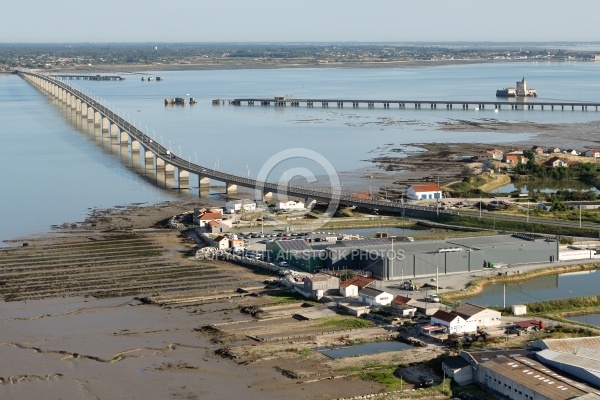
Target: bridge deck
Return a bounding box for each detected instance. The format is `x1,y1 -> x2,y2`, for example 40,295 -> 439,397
232,97 -> 600,109
50,74 -> 125,81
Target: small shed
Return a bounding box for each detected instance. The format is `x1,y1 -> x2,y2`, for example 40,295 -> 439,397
512,304 -> 527,316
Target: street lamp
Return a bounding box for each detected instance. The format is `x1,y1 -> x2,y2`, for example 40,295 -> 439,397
246,164 -> 250,178
194,152 -> 198,163
178,145 -> 182,156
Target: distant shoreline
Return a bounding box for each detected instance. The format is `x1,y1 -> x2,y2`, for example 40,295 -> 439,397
24,58 -> 501,74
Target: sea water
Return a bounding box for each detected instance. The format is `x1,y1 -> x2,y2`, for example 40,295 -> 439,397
2,61 -> 600,243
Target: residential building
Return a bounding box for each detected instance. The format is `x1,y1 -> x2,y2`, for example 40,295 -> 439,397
503,154 -> 527,165
208,220 -> 230,234
487,149 -> 505,161
339,275 -> 376,297
391,294 -> 418,307
452,303 -> 502,328
430,309 -> 476,334
225,199 -> 256,214
303,273 -> 340,297
564,149 -> 580,156
531,145 -> 545,155
406,183 -> 442,200
547,147 -> 561,154
193,208 -> 224,227
275,199 -> 305,211
545,156 -> 568,168
583,149 -> 600,158
390,295 -> 418,317
212,235 -> 230,250
358,287 -> 393,306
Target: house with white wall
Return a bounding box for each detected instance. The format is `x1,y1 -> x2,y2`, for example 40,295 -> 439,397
452,303 -> 502,329
339,276 -> 376,297
275,199 -> 305,211
358,287 -> 393,306
225,199 -> 256,214
406,184 -> 442,200
430,309 -> 477,334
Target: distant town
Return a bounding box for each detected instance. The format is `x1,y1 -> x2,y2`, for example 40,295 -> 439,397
1,42 -> 600,72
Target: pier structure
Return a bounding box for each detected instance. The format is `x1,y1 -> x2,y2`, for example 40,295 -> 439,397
50,74 -> 125,81
232,97 -> 600,112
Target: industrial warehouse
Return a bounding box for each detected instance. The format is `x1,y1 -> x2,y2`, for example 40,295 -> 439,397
266,234 -> 559,279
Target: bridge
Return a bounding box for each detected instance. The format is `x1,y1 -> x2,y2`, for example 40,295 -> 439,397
49,74 -> 125,81
17,71 -> 600,232
232,97 -> 600,112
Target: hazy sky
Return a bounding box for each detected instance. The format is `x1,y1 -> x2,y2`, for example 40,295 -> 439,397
4,0 -> 599,43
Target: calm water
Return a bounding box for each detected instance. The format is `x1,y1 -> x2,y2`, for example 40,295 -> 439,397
2,61 -> 600,244
466,269 -> 600,307
316,341 -> 413,359
334,227 -> 420,237
495,181 -> 600,194
566,313 -> 600,327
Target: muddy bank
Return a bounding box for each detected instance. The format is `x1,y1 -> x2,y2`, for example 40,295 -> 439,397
369,142 -> 491,186
367,117 -> 600,186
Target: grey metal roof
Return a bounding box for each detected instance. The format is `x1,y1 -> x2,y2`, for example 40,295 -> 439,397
359,287 -> 385,297
443,355 -> 471,370
482,355 -> 595,400
276,239 -> 311,252
537,349 -> 600,374
337,238 -> 391,247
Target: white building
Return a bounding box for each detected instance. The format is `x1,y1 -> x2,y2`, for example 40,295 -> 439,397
407,184 -> 442,201
211,235 -> 230,250
452,303 -> 502,329
225,199 -> 256,214
430,310 -> 477,334
358,287 -> 393,306
339,276 -> 376,297
275,200 -> 305,211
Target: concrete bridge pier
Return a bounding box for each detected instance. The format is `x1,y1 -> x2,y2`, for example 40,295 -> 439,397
262,191 -> 273,201
144,149 -> 154,170
226,182 -> 237,194
131,139 -> 140,155
177,169 -> 190,189
199,176 -> 210,189
87,107 -> 95,122
109,124 -> 120,140
75,98 -> 82,113
102,116 -> 110,132
164,162 -> 175,178
156,157 -> 166,172
119,131 -> 130,146
94,110 -> 102,126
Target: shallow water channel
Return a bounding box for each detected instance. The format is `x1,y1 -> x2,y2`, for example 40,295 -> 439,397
315,341 -> 413,359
